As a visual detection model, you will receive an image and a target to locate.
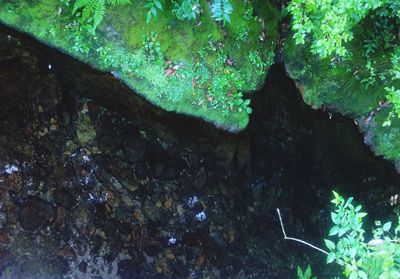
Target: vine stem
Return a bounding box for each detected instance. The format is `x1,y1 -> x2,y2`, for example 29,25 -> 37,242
276,208 -> 329,255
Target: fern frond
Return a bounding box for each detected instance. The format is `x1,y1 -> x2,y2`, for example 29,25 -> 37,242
81,0 -> 96,21
73,0 -> 93,13
72,0 -> 132,30
210,0 -> 233,25
106,0 -> 131,5
93,0 -> 106,29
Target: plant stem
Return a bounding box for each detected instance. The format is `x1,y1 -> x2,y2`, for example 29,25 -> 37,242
276,208 -> 329,255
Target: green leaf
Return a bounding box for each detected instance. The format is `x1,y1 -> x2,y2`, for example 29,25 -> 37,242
349,247 -> 357,258
296,266 -> 304,278
329,226 -> 339,236
327,252 -> 336,264
146,12 -> 152,23
305,266 -> 312,278
383,222 -> 392,232
324,239 -> 335,250
155,0 -> 163,10
357,212 -> 367,218
332,190 -> 340,200
331,212 -> 340,224
358,271 -> 368,279
349,270 -> 358,279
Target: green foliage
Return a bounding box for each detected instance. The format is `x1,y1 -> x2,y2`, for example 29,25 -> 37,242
287,0 -> 400,125
72,0 -> 131,30
142,32 -> 163,62
210,0 -> 233,25
172,0 -> 201,21
144,0 -> 164,23
0,0 -> 280,131
243,4 -> 258,21
322,191 -> 400,278
383,87 -> 400,126
194,39 -> 252,115
287,0 -> 384,59
297,265 -> 316,279
235,25 -> 249,48
248,50 -> 268,75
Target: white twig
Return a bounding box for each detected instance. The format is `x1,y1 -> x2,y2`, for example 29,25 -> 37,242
277,208 -> 328,255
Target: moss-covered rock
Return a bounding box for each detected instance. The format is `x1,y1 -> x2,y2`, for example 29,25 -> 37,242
283,21 -> 400,165
0,0 -> 279,131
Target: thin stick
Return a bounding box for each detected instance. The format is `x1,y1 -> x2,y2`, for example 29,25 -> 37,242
277,208 -> 328,255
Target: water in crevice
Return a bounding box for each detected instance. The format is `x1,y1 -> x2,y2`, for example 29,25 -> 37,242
0,27 -> 399,279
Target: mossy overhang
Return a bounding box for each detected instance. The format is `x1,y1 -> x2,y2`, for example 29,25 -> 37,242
0,0 -> 280,132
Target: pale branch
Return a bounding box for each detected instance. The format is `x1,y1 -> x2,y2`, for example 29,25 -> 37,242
276,208 -> 328,255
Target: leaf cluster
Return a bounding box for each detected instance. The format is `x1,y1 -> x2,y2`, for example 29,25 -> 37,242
172,0 -> 201,21
287,0 -> 400,125
323,191 -> 400,279
210,0 -> 233,25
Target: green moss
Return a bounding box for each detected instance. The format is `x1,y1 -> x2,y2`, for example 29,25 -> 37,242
284,17 -> 400,162
0,0 -> 279,131
368,110 -> 400,161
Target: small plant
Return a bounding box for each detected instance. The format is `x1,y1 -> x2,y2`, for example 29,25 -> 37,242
64,23 -> 92,55
297,265 -> 316,279
72,0 -> 131,31
172,0 -> 201,21
235,25 -> 249,47
383,87 -> 400,126
194,43 -> 252,115
248,50 -> 268,75
280,192 -> 400,278
318,192 -> 400,278
210,0 -> 233,25
144,0 -> 164,23
243,4 -> 258,21
142,32 -> 163,62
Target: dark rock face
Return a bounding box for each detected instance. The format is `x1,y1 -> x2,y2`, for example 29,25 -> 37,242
19,197 -> 56,231
0,26 -> 398,279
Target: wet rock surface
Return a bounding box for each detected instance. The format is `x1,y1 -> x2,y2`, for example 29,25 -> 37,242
0,27 -> 399,279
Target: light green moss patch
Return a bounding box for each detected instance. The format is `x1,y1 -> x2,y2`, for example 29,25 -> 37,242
0,0 -> 279,131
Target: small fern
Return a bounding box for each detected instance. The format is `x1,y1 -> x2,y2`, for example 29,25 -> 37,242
72,0 -> 131,30
210,0 -> 233,25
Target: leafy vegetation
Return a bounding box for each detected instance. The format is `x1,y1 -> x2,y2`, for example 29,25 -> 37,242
0,0 -> 278,130
210,0 -> 233,25
144,0 -> 233,24
301,192 -> 400,279
142,32 -> 163,62
325,192 -> 400,278
287,0 -> 400,123
144,0 -> 164,23
71,0 -> 131,30
172,0 -> 201,21
285,0 -> 400,162
297,265 -> 316,279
